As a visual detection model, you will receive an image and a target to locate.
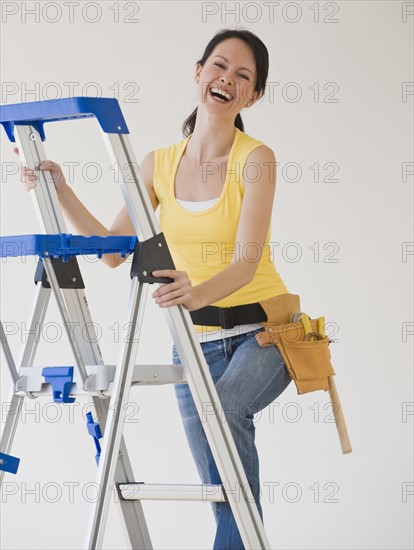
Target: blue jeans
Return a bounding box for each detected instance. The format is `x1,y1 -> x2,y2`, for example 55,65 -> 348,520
172,327 -> 292,550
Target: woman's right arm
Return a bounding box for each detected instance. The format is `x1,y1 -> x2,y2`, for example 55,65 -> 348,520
14,148 -> 158,268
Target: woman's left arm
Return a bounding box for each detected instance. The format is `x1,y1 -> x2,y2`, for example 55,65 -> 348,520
152,145 -> 277,311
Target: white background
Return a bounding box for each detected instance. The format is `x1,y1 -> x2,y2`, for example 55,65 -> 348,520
1,1 -> 413,549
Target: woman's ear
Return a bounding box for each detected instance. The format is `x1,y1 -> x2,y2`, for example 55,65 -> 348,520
195,62 -> 202,82
247,90 -> 261,107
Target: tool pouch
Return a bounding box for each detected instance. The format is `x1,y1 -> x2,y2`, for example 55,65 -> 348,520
256,294 -> 335,395
259,293 -> 301,325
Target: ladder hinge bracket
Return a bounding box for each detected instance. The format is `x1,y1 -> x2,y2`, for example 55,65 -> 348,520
130,233 -> 175,283
34,257 -> 85,289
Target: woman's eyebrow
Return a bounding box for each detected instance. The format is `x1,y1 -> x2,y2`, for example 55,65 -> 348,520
213,55 -> 254,75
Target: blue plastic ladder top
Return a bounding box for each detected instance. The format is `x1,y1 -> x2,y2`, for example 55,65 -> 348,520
0,96 -> 129,142
0,452 -> 20,475
0,234 -> 138,260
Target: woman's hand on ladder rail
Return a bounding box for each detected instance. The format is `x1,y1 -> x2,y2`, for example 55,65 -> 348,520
152,269 -> 202,312
13,147 -> 69,194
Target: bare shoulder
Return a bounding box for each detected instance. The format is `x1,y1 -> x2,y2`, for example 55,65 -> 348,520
139,150 -> 159,211
244,144 -> 276,184
246,144 -> 276,163
139,150 -> 155,183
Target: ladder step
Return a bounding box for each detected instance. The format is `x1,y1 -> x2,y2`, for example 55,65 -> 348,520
118,483 -> 226,502
14,364 -> 186,397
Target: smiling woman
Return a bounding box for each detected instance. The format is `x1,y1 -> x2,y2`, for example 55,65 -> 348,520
14,28 -> 293,550
153,29 -> 294,550
182,29 -> 269,137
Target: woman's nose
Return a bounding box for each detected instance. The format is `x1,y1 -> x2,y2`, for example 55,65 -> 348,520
220,75 -> 232,86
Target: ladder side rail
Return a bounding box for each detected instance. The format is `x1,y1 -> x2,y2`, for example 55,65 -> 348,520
86,376 -> 153,550
0,395 -> 24,484
166,307 -> 270,549
103,133 -> 270,549
14,126 -> 67,234
0,284 -> 50,483
42,259 -> 88,383
85,278 -> 147,549
11,125 -> 153,549
61,289 -> 105,367
14,126 -> 105,368
0,321 -> 19,384
102,134 -> 158,241
18,284 -> 51,370
81,369 -> 153,550
116,439 -> 153,549
57,289 -> 104,368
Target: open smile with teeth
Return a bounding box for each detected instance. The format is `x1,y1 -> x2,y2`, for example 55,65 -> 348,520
209,86 -> 233,103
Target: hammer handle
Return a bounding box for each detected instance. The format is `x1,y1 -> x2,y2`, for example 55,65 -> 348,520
328,376 -> 352,454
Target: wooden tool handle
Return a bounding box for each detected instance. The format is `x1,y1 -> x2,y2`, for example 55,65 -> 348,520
328,376 -> 352,454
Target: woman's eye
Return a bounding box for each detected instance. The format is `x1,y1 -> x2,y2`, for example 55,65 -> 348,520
214,62 -> 249,80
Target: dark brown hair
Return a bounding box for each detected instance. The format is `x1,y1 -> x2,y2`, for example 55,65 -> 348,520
182,29 -> 269,137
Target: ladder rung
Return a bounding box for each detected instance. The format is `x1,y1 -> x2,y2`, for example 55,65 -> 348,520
118,483 -> 226,502
14,364 -> 186,397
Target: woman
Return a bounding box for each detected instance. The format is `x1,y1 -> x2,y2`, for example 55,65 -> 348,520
17,28 -> 292,550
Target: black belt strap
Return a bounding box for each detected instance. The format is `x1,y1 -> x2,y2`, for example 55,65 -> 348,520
189,303 -> 267,330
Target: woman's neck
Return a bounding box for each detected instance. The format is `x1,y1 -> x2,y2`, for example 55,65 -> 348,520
185,112 -> 237,164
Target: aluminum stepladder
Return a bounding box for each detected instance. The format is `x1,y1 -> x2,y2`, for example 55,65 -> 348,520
0,97 -> 272,549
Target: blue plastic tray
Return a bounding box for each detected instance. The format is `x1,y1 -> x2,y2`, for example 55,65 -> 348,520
0,234 -> 138,260
0,97 -> 129,142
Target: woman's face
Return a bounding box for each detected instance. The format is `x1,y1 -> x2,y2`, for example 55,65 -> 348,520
195,38 -> 260,117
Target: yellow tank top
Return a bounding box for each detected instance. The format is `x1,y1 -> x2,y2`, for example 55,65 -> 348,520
153,127 -> 289,335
